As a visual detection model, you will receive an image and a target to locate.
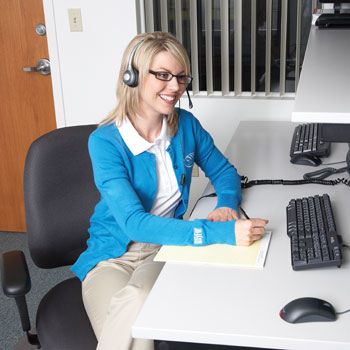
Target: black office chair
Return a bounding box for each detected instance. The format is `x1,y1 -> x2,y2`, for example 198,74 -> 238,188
0,125 -> 279,350
0,125 -> 99,349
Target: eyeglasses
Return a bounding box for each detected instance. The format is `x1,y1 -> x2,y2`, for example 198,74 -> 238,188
149,70 -> 193,85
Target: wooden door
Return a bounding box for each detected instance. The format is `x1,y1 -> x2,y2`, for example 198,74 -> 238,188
0,0 -> 57,232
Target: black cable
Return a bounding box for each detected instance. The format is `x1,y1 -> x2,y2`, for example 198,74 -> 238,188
191,171 -> 350,219
322,160 -> 346,166
241,175 -> 350,188
303,166 -> 348,180
188,192 -> 216,218
189,192 -> 251,220
336,309 -> 350,315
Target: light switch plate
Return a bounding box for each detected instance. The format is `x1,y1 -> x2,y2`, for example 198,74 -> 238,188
68,8 -> 83,32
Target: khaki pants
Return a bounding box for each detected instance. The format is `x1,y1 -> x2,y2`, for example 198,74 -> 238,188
82,243 -> 164,350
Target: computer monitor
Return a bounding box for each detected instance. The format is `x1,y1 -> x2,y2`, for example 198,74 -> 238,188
318,123 -> 350,173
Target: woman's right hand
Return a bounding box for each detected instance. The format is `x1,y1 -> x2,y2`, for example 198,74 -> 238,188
234,218 -> 269,246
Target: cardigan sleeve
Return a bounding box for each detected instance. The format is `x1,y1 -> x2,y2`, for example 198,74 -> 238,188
88,131 -> 236,246
192,115 -> 242,211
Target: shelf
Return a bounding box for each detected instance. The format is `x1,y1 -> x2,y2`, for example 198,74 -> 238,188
292,26 -> 350,123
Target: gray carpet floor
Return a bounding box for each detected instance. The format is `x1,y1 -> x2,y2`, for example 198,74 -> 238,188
0,231 -> 73,350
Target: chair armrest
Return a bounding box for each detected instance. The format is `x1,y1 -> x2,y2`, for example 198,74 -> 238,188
1,250 -> 31,297
0,250 -> 36,337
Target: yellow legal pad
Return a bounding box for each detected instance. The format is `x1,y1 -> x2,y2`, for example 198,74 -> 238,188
154,231 -> 272,269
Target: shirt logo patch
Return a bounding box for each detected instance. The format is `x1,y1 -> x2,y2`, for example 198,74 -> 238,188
184,152 -> 195,168
193,227 -> 203,245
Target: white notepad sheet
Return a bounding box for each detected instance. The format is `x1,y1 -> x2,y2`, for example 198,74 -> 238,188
154,231 -> 272,269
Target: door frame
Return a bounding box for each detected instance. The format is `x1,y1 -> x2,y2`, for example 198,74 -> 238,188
43,0 -> 66,128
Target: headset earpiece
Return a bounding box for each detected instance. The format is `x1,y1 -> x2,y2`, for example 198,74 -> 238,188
123,68 -> 138,87
123,40 -> 144,88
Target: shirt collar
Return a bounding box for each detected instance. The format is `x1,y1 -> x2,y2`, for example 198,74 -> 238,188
118,116 -> 170,156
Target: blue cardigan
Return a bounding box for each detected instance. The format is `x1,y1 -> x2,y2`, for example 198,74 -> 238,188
71,109 -> 241,281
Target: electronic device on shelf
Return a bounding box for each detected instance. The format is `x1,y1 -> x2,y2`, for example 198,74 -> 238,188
286,194 -> 342,271
316,12 -> 350,28
290,123 -> 331,166
316,0 -> 350,28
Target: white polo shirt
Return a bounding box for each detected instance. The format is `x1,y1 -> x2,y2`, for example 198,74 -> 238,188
118,117 -> 182,218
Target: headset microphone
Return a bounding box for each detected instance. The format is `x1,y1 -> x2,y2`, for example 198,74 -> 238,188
123,40 -> 144,87
186,88 -> 193,109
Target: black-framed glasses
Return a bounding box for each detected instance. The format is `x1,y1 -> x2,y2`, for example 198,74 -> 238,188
149,70 -> 193,84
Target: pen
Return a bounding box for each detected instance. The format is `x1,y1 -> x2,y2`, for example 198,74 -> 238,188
239,207 -> 250,220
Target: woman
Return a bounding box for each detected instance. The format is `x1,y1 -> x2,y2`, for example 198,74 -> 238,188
72,31 -> 268,350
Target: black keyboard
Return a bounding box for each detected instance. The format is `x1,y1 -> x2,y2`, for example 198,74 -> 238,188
290,123 -> 331,164
286,194 -> 342,271
316,13 -> 350,28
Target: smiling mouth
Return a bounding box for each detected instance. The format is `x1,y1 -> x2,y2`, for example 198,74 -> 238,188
159,94 -> 176,104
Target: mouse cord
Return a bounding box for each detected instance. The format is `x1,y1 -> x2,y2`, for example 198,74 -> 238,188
322,160 -> 347,166
336,309 -> 350,315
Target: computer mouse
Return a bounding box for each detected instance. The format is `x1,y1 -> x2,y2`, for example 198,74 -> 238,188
290,154 -> 322,166
280,297 -> 336,323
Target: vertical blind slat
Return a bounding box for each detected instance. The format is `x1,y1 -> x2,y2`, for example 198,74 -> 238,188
295,0 -> 302,90
265,0 -> 272,94
220,0 -> 229,95
205,0 -> 213,94
190,0 -> 199,94
160,0 -> 168,32
145,0 -> 154,32
138,0 -> 310,97
135,0 -> 144,33
175,0 -> 182,43
251,0 -> 257,94
279,0 -> 288,95
234,0 -> 242,95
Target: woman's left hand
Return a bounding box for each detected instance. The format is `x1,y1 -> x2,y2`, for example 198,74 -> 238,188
207,207 -> 239,222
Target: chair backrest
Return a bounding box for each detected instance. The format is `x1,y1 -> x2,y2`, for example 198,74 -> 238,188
24,125 -> 99,268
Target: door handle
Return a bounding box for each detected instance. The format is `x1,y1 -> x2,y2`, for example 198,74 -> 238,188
23,58 -> 50,75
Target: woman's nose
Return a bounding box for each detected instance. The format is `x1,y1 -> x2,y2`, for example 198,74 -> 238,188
167,76 -> 180,91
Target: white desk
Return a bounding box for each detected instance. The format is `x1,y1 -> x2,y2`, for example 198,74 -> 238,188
292,26 -> 350,123
133,121 -> 350,350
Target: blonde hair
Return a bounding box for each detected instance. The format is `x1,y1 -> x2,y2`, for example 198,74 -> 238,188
100,32 -> 191,135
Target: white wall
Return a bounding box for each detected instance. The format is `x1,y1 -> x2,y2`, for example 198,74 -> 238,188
44,0 -> 138,127
44,0 -> 295,214
187,97 -> 294,152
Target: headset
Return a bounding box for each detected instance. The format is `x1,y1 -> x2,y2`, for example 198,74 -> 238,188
123,40 -> 144,88
122,39 -> 193,109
